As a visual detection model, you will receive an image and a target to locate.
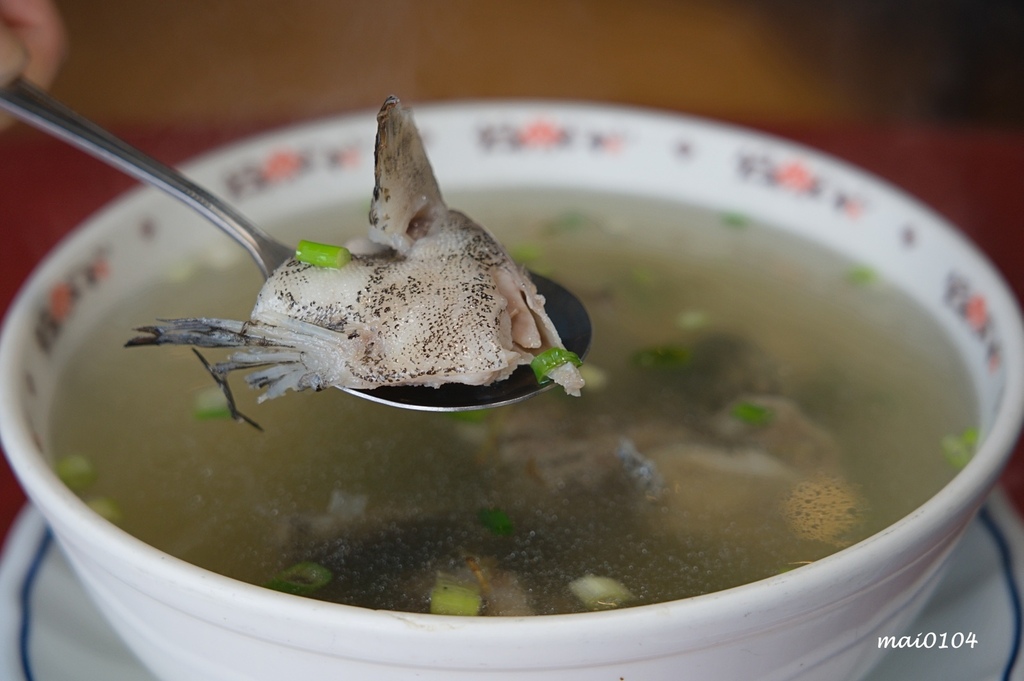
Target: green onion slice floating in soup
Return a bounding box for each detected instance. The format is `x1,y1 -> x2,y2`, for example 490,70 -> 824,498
192,386 -> 233,421
731,401 -> 775,426
568,574 -> 634,610
56,454 -> 98,491
86,496 -> 123,524
264,561 -> 333,596
511,241 -> 545,264
430,576 -> 482,616
675,309 -> 710,330
478,508 -> 514,536
942,427 -> 979,469
846,265 -> 879,286
631,345 -> 691,370
294,239 -> 352,269
530,348 -> 583,383
721,211 -> 750,228
542,210 -> 589,234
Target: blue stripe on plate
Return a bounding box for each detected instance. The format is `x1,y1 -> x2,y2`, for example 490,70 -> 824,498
979,506 -> 1022,681
18,527 -> 51,681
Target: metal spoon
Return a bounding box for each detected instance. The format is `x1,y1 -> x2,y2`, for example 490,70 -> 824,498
0,78 -> 591,411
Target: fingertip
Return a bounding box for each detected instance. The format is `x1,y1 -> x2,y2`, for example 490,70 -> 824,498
0,19 -> 29,86
1,0 -> 67,88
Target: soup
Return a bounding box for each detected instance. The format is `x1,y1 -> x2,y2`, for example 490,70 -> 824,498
50,189 -> 975,615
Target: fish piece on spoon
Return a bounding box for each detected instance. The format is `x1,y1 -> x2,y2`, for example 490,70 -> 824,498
128,97 -> 586,418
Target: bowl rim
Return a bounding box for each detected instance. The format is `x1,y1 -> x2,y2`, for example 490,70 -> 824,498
2,99 -> 1023,656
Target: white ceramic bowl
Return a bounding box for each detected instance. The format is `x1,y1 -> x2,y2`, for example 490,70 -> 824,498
2,102 -> 1023,681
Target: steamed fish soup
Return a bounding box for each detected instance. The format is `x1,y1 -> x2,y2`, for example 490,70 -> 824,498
51,188 -> 975,616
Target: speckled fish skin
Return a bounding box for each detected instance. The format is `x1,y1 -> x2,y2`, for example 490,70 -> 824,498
129,96 -> 585,401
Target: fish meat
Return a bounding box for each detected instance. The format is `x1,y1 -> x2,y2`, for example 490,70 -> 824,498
128,97 -> 585,412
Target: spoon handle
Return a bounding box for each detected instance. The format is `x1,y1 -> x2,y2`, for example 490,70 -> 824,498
0,77 -> 291,278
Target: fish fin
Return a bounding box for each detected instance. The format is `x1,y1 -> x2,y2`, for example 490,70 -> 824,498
125,318 -> 252,348
191,349 -> 262,430
368,96 -> 447,255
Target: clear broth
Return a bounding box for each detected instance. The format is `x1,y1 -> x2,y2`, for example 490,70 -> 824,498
50,190 -> 974,614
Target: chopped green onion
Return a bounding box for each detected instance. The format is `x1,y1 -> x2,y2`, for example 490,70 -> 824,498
193,386 -> 232,421
722,211 -> 750,228
630,266 -> 657,287
86,496 -> 123,524
56,454 -> 97,491
942,427 -> 979,469
568,574 -> 634,610
543,211 -> 589,234
531,348 -> 583,383
164,259 -> 199,283
511,242 -> 545,264
478,508 -> 514,536
731,401 -> 774,426
264,561 -> 333,596
675,309 -> 710,330
631,345 -> 691,370
846,265 -> 879,286
430,575 -> 481,616
295,239 -> 352,269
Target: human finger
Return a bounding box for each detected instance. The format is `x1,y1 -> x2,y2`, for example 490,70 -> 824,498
0,18 -> 28,86
0,0 -> 66,88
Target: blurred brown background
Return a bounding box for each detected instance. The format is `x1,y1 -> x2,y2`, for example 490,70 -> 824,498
45,0 -> 1024,129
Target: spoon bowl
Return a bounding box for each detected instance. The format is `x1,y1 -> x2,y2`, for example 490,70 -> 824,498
0,78 -> 592,411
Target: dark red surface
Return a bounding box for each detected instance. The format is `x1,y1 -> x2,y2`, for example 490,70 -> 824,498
2,120 -> 1024,543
